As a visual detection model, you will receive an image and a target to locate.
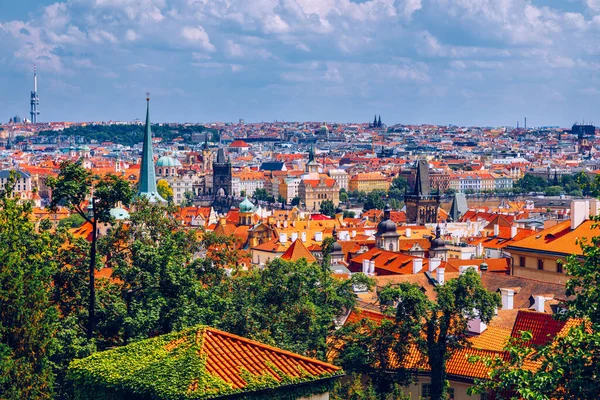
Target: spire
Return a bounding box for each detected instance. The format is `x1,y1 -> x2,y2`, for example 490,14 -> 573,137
373,114 -> 377,127
377,115 -> 382,128
414,159 -> 431,196
216,147 -> 226,164
308,145 -> 314,163
137,94 -> 165,203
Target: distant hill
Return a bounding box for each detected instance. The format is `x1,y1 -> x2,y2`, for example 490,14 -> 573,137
38,124 -> 219,146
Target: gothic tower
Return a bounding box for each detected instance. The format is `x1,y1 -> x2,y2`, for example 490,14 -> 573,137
404,160 -> 440,224
212,147 -> 232,197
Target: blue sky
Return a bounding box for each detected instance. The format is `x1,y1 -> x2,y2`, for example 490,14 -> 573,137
1,0 -> 600,126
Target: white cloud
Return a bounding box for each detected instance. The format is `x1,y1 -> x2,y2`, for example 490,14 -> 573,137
181,26 -> 215,51
125,29 -> 138,41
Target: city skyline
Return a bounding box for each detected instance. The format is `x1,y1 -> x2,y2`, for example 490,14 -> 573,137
2,1 -> 600,126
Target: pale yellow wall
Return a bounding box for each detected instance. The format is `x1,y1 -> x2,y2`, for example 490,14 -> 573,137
511,250 -> 567,285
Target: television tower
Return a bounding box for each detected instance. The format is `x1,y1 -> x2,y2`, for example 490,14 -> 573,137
30,65 -> 40,123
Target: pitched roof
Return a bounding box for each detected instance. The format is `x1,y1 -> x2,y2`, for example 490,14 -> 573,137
507,220 -> 596,256
510,310 -> 567,347
280,239 -> 317,263
69,325 -> 341,399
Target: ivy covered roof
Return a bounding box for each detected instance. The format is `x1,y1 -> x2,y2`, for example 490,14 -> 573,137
68,325 -> 342,400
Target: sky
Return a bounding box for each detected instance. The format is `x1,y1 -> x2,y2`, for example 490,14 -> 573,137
1,0 -> 600,127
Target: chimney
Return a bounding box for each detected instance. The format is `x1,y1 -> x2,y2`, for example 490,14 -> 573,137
279,233 -> 287,244
590,199 -> 600,217
276,220 -> 281,228
291,232 -> 298,242
459,265 -> 478,275
283,220 -> 288,228
315,231 -> 323,242
301,232 -> 307,242
412,258 -> 423,274
429,257 -> 441,272
467,312 -> 488,334
571,200 -> 589,230
369,260 -> 375,275
511,225 -> 518,239
352,230 -> 356,238
362,259 -> 369,274
436,268 -> 445,285
533,295 -> 546,313
405,228 -> 412,238
500,288 -> 514,310
493,224 -> 499,236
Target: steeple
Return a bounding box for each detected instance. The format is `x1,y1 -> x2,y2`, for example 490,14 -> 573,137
216,147 -> 226,164
308,145 -> 314,163
414,159 -> 431,196
137,94 -> 165,203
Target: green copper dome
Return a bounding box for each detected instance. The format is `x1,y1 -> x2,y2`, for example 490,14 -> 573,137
239,197 -> 255,213
156,156 -> 182,168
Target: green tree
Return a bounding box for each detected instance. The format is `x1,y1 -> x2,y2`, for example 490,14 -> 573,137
157,179 -> 173,202
376,269 -> 500,400
0,173 -> 60,399
320,199 -> 336,217
544,185 -> 563,196
101,199 -> 218,342
58,213 -> 86,228
291,196 -> 301,207
391,176 -> 408,192
343,210 -> 356,219
363,190 -> 386,211
445,188 -> 457,196
277,194 -> 286,204
339,190 -> 349,203
218,258 -> 373,359
515,174 -> 547,193
181,191 -> 194,207
253,188 -> 270,202
47,160 -> 135,339
470,218 -> 600,399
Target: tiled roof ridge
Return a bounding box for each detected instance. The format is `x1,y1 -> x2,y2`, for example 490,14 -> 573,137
202,327 -> 341,371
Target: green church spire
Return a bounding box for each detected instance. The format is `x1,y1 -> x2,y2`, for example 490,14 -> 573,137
137,93 -> 165,203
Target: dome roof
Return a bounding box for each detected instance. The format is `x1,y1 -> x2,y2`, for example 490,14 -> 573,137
156,156 -> 182,168
239,197 -> 255,213
332,241 -> 343,252
377,219 -> 397,235
431,237 -> 446,249
110,207 -> 130,221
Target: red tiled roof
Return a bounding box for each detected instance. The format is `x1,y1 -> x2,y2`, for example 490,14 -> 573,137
201,327 -> 339,389
280,239 -> 317,263
510,310 -> 566,347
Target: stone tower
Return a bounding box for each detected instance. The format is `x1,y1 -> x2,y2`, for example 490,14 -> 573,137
404,160 -> 440,224
212,147 -> 232,197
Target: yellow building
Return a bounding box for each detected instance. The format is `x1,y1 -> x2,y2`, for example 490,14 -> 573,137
506,200 -> 600,284
349,172 -> 390,193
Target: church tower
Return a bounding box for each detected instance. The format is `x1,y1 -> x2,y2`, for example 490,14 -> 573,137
212,147 -> 232,197
375,204 -> 400,252
137,94 -> 165,203
306,146 -> 320,174
405,160 -> 440,224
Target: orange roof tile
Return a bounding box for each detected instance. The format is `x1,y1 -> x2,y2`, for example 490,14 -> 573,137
508,219 -> 598,256
510,310 -> 567,347
280,239 -> 317,263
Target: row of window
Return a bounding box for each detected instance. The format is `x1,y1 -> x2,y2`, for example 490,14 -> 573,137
519,256 -> 563,273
